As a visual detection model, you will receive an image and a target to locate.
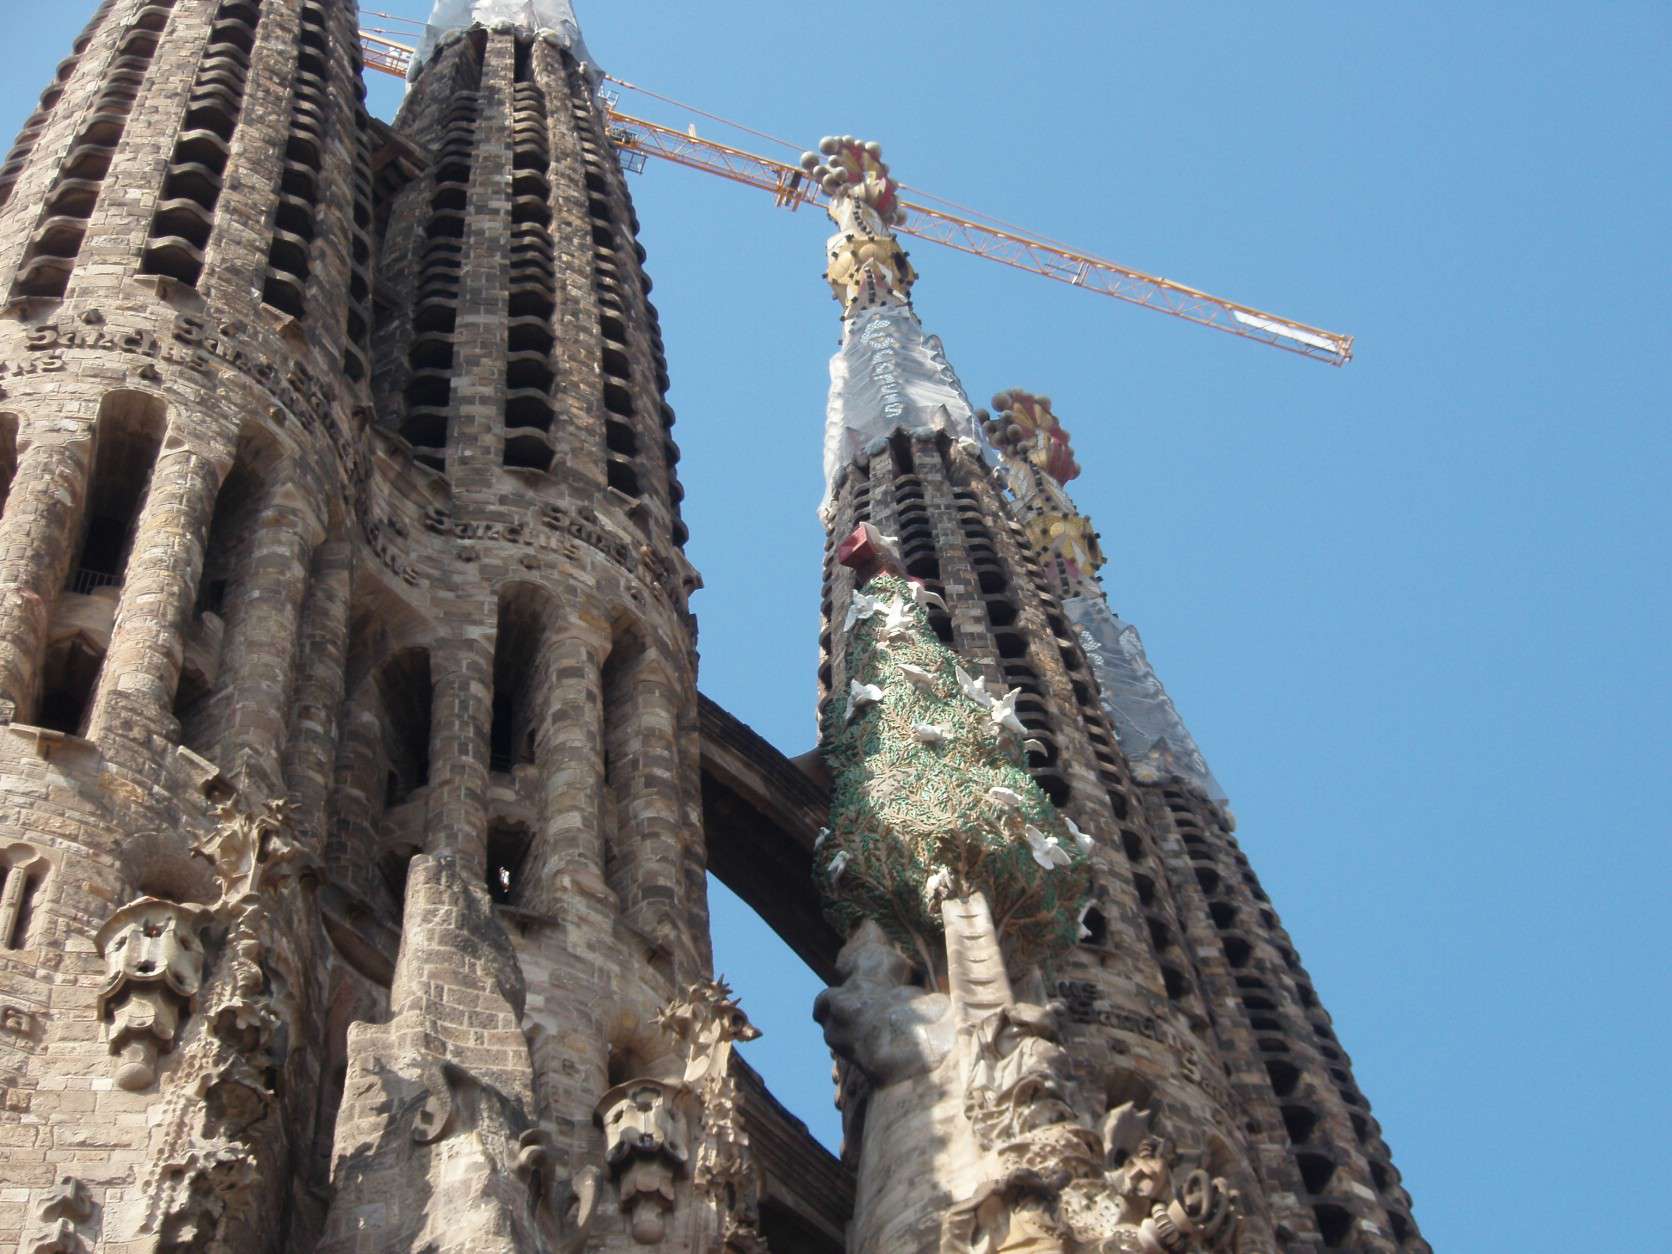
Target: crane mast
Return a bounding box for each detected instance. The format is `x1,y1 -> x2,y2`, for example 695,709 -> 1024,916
355,27 -> 1353,366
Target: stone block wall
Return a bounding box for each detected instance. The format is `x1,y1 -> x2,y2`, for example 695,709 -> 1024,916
0,4 -> 1424,1250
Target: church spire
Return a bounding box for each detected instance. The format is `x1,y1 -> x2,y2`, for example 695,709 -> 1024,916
983,390 -> 1227,803
808,137 -> 980,517
414,0 -> 599,80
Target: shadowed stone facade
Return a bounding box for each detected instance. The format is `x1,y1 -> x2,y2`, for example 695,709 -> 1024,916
0,4 -> 1421,1252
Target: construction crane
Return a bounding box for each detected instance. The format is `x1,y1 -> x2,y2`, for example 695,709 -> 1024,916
355,25 -> 1353,367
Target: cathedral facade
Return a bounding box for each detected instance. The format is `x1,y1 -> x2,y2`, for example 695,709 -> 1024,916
0,3 -> 1423,1251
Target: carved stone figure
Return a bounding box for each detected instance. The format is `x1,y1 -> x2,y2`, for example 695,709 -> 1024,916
941,999 -> 1102,1254
1057,1116 -> 1244,1253
94,897 -> 208,1090
196,796 -> 312,909
813,919 -> 954,1086
117,796 -> 314,1250
596,1077 -> 690,1243
964,1001 -> 1085,1152
943,1188 -> 1071,1254
654,979 -> 766,1251
24,1174 -> 94,1254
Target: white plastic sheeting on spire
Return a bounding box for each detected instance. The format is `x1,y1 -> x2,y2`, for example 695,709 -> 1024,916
1063,594 -> 1226,803
415,0 -> 597,79
821,303 -> 980,519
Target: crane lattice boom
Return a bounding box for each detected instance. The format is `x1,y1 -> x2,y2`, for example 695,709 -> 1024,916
356,29 -> 1352,366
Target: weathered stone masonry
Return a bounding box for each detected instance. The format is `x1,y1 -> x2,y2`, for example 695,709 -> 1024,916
0,4 -> 1420,1253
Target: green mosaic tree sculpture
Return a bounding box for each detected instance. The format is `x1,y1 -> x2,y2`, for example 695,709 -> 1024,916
816,526 -> 1093,973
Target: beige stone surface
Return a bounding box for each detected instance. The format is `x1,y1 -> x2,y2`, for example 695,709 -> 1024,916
0,4 -> 1422,1253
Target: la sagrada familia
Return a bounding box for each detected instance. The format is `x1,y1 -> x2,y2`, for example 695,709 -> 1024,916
0,2 -> 1425,1250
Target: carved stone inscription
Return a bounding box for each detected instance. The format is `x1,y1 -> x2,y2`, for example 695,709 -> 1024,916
10,313 -> 338,434
416,505 -> 683,601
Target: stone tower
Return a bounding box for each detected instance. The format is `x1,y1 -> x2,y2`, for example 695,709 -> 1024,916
0,0 -> 375,1246
982,391 -> 1426,1250
0,3 -> 1422,1252
805,141 -> 1428,1252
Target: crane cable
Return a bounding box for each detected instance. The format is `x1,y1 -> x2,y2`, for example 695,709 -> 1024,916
602,75 -> 1085,253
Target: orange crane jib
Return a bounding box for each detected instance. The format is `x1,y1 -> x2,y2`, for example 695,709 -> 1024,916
356,28 -> 1352,366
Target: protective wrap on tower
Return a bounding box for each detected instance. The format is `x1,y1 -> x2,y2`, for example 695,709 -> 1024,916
822,303 -> 980,518
415,0 -> 597,78
1063,594 -> 1226,803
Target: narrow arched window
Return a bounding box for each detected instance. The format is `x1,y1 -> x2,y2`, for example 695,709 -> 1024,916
0,850 -> 47,949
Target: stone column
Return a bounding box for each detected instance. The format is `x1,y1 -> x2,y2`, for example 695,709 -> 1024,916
0,424 -> 92,720
523,627 -> 606,912
215,493 -> 323,799
426,632 -> 493,881
612,663 -> 695,972
326,694 -> 389,912
87,442 -> 224,745
675,695 -> 713,973
0,864 -> 27,948
281,535 -> 350,853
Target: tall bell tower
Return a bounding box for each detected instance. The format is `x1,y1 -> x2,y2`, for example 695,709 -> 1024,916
0,0 -> 374,1247
0,5 -> 1427,1251
806,137 -> 1427,1252
317,4 -> 722,1250
984,391 -> 1426,1249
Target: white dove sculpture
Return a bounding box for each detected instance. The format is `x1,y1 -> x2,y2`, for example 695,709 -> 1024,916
847,679 -> 883,721
1024,825 -> 1073,870
911,722 -> 947,745
896,662 -> 938,690
1064,815 -> 1094,855
880,597 -> 914,638
989,687 -> 1027,737
843,591 -> 879,632
984,785 -> 1025,810
910,582 -> 948,613
956,665 -> 994,708
925,866 -> 953,900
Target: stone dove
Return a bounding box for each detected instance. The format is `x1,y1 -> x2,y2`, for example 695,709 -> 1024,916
911,722 -> 946,745
956,665 -> 993,708
1064,815 -> 1094,855
1024,825 -> 1072,870
880,597 -> 913,638
984,785 -> 1025,810
847,679 -> 883,721
828,850 -> 850,882
910,583 -> 947,613
896,662 -> 937,690
989,687 -> 1026,737
925,866 -> 953,900
843,591 -> 879,632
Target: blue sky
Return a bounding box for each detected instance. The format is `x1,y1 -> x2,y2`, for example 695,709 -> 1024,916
10,4 -> 1669,1249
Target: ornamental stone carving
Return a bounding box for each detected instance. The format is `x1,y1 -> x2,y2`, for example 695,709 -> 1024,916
653,979 -> 765,1251
1058,1122 -> 1244,1253
963,1001 -> 1086,1154
813,919 -> 954,1087
124,796 -> 315,1250
24,1174 -> 94,1254
596,1078 -> 690,1243
941,998 -> 1101,1254
94,897 -> 208,1090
